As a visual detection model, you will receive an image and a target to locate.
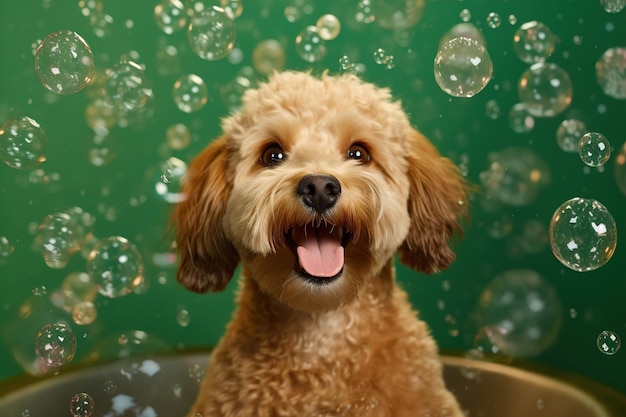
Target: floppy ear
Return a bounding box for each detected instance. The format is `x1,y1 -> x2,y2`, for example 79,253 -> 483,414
171,135 -> 239,293
398,129 -> 469,274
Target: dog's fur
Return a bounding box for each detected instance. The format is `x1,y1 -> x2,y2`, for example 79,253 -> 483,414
173,71 -> 468,417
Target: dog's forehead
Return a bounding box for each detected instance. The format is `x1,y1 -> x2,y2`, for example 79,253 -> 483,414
225,72 -> 411,138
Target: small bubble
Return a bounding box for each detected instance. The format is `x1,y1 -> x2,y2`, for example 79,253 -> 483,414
35,212 -> 82,269
34,30 -> 95,95
339,55 -> 354,73
32,285 -> 48,296
154,0 -> 187,34
35,322 -> 77,367
172,74 -> 208,113
578,132 -> 611,167
0,236 -> 15,261
316,14 -> 341,40
536,399 -> 545,410
0,116 -> 48,170
72,301 -> 98,325
569,308 -> 578,319
549,197 -> 616,272
508,14 -> 517,25
508,103 -> 535,133
188,6 -> 236,61
252,39 -> 286,75
597,330 -> 621,355
103,380 -> 117,394
188,363 -> 205,382
459,9 -> 471,22
600,0 -> 626,13
69,393 -> 95,417
104,61 -> 153,111
86,236 -> 144,298
556,119 -> 587,153
513,21 -> 558,64
485,99 -> 501,120
596,47 -> 626,99
165,123 -> 191,151
177,308 -> 191,327
295,26 -> 326,62
355,0 -> 375,23
21,410 -> 30,417
486,12 -> 501,28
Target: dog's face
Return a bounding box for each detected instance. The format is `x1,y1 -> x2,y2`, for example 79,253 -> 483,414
173,72 -> 467,312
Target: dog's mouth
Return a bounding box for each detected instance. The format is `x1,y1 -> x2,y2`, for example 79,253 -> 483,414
286,223 -> 350,284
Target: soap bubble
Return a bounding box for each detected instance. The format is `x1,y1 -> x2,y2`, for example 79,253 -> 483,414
373,48 -> 395,69
512,21 -> 557,64
252,39 -> 286,75
154,0 -> 187,34
172,74 -> 208,113
177,308 -> 191,327
69,393 -> 95,417
600,0 -> 626,13
87,236 -> 144,298
188,6 -> 236,61
0,236 -> 15,263
355,0 -> 375,23
165,123 -> 191,150
595,47 -> 626,99
221,0 -> 243,19
35,212 -> 82,269
0,116 -> 48,170
486,12 -> 501,29
549,197 -> 617,272
485,100 -> 501,120
34,322 -> 77,367
104,61 -> 153,111
508,103 -> 535,134
434,37 -> 493,98
518,62 -> 572,117
316,14 -> 341,40
295,26 -> 327,63
578,132 -> 611,167
476,269 -> 562,357
597,330 -> 621,355
72,301 -> 98,325
479,147 -> 550,206
338,55 -> 356,74
556,119 -> 587,153
33,30 -> 95,95
371,0 -> 425,30
155,157 -> 187,203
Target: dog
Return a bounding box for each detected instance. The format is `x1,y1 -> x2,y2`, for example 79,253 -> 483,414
172,71 -> 468,417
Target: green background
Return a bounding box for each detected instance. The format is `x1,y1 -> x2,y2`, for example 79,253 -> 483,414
1,0 -> 625,396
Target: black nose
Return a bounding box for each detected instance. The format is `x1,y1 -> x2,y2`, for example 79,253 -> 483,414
297,174 -> 341,213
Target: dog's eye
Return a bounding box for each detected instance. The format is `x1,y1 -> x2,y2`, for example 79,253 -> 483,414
260,145 -> 285,166
347,144 -> 371,163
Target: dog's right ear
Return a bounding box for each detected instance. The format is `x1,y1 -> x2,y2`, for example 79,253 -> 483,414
171,135 -> 239,293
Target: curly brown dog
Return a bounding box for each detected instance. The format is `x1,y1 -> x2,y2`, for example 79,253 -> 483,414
172,71 -> 468,417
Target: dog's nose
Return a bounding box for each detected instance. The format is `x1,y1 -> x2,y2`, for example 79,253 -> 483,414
297,174 -> 341,213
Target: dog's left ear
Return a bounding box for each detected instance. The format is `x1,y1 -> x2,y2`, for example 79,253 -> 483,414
398,129 -> 469,274
171,135 -> 239,293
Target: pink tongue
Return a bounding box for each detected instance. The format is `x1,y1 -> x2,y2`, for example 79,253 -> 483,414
294,225 -> 344,278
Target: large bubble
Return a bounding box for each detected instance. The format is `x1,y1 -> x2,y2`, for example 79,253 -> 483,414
434,37 -> 493,98
34,30 -> 95,95
476,269 -> 562,357
188,6 -> 236,61
479,147 -> 551,207
549,197 -> 617,272
35,212 -> 82,269
512,21 -> 557,64
86,236 -> 144,298
0,116 -> 48,170
518,62 -> 572,117
104,61 -> 153,111
600,0 -> 626,13
595,47 -> 626,100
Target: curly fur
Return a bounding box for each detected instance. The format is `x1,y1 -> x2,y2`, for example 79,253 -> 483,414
172,71 -> 469,417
